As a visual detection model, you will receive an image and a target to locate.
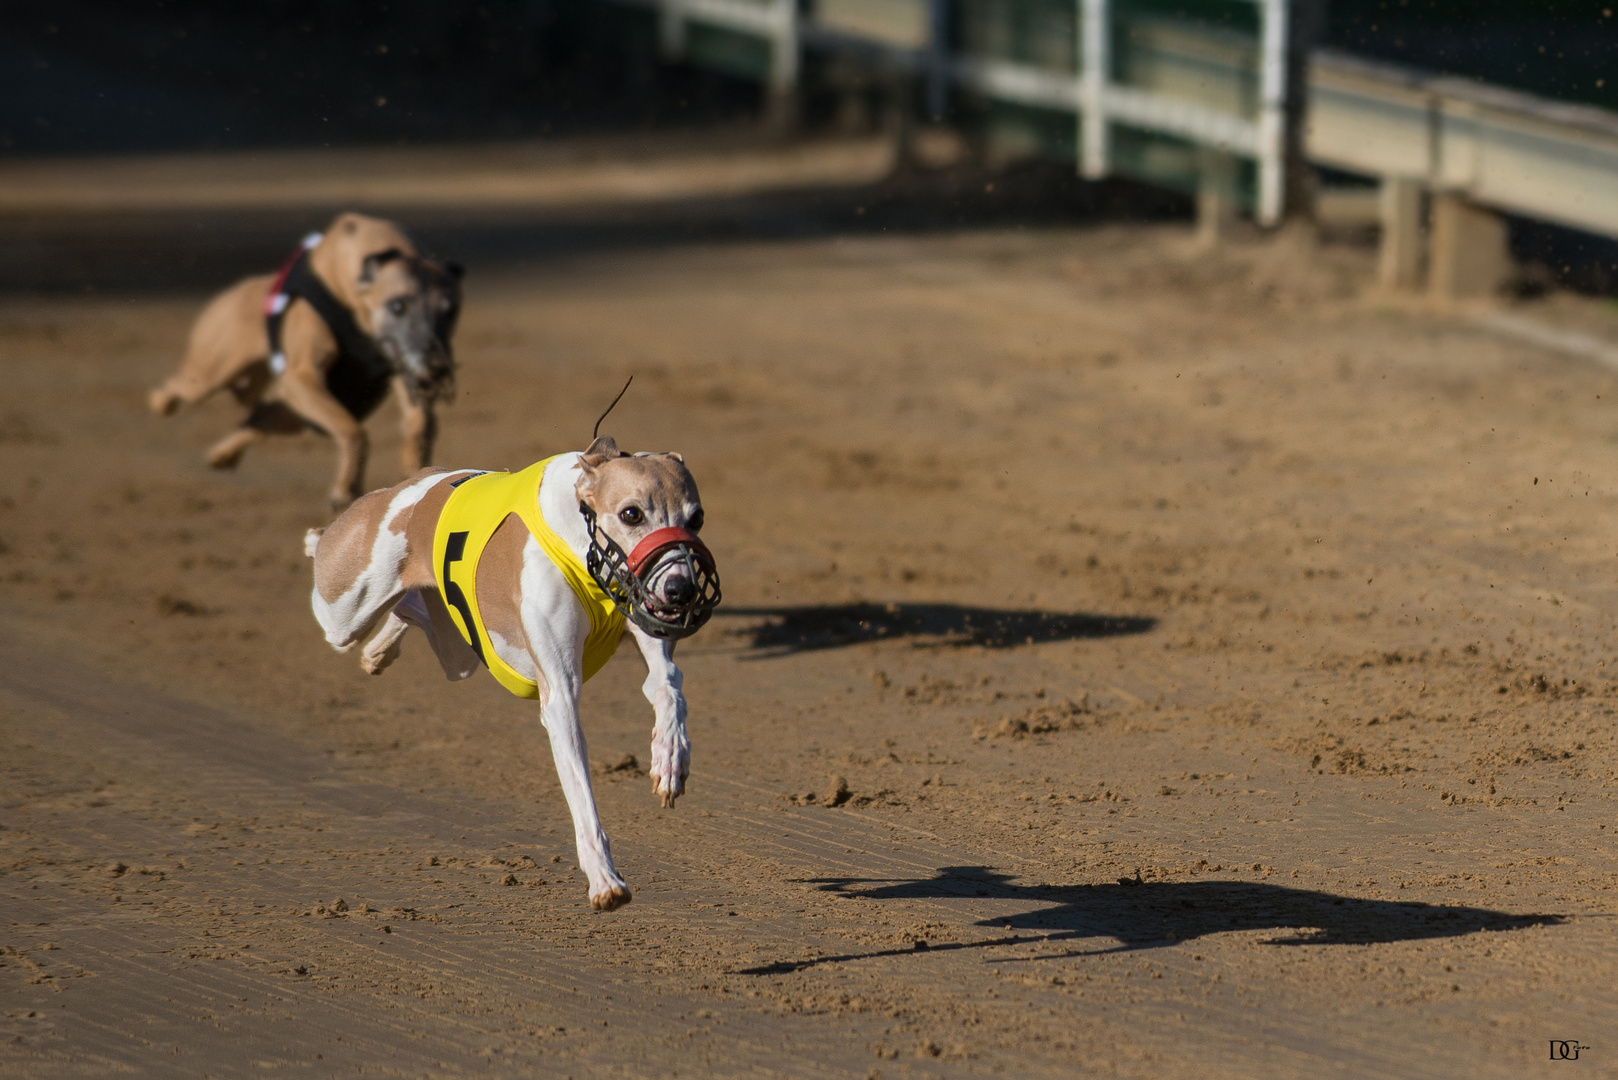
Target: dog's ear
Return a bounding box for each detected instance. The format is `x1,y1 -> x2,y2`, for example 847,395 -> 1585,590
667,451 -> 684,463
445,260 -> 465,282
359,248 -> 405,285
579,435 -> 622,471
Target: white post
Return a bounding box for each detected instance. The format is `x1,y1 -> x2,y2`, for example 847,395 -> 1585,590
659,0 -> 685,61
1377,176 -> 1423,290
1080,0 -> 1108,178
1256,0 -> 1288,224
1429,192 -> 1510,300
768,0 -> 798,94
757,0 -> 800,132
1197,148 -> 1239,247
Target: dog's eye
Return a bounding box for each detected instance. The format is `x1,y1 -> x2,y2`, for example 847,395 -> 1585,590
618,506 -> 644,526
387,298 -> 408,316
687,509 -> 704,532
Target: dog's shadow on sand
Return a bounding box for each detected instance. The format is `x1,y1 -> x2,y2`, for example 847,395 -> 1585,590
715,603 -> 1155,656
739,867 -> 1565,974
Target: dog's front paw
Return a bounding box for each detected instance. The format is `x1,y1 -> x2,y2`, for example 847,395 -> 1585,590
589,882 -> 633,912
652,773 -> 685,809
650,736 -> 689,808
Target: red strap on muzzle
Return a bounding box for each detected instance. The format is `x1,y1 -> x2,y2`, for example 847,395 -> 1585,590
626,528 -> 713,576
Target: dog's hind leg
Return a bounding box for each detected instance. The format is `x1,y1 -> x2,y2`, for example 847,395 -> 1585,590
360,612 -> 410,675
153,274 -> 274,416
205,426 -> 262,470
308,470 -> 453,651
150,370 -> 223,417
393,587 -> 481,681
275,368 -> 370,509
207,402 -> 306,469
150,353 -> 257,417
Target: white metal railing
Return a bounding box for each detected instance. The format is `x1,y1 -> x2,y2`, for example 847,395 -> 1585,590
1105,84 -> 1261,156
1308,49 -> 1618,241
658,0 -> 800,89
608,0 -> 1618,243
611,0 -> 1292,223
1079,0 -> 1107,176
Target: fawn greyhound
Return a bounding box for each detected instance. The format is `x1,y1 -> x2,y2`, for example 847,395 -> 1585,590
304,435 -> 719,910
150,212 -> 462,508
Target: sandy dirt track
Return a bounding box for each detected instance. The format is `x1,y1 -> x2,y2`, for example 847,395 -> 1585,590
3,220 -> 1618,1078
0,133 -> 895,215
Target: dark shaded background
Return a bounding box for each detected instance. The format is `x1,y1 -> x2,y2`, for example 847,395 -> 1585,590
0,1 -> 759,154
5,2 -> 1617,296
4,1 -> 1616,157
1329,0 -> 1617,109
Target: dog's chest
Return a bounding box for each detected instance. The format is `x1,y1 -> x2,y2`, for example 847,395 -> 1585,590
431,461 -> 626,695
323,350 -> 393,419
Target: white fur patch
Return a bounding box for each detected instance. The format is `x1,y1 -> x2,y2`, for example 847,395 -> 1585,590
515,531 -> 587,691
309,470 -> 475,649
538,453 -> 592,554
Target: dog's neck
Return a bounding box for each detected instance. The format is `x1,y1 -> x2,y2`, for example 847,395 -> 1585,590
538,454 -> 593,558
305,242 -> 367,329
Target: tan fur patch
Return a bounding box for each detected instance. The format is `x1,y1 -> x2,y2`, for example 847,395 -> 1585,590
476,514 -> 544,701
275,298 -> 340,372
309,213 -> 420,316
576,452 -> 702,556
313,487 -> 395,603
401,471 -> 466,589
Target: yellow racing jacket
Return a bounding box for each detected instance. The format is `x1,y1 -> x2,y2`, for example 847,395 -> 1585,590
431,457 -> 626,697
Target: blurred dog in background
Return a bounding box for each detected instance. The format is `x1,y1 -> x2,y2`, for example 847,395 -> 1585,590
150,212 -> 463,508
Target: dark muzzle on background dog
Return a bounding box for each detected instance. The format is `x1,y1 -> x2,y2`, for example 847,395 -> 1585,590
581,506 -> 721,639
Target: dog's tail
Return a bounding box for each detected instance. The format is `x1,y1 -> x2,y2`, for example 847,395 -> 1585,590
303,527 -> 324,559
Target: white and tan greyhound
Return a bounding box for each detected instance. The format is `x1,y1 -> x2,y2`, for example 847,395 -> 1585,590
305,435 -> 719,911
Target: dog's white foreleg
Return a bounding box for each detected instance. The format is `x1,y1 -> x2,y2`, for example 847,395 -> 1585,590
539,678 -> 631,911
629,625 -> 689,808
521,540 -> 631,912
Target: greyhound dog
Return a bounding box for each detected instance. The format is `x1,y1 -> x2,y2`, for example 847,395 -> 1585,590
150,212 -> 463,508
304,436 -> 720,911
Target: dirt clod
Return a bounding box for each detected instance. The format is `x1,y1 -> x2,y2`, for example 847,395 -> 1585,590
156,594 -> 208,617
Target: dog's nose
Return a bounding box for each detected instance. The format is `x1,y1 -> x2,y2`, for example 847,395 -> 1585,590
664,578 -> 696,605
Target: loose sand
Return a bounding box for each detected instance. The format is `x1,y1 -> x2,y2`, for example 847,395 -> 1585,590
3,220 -> 1616,1077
